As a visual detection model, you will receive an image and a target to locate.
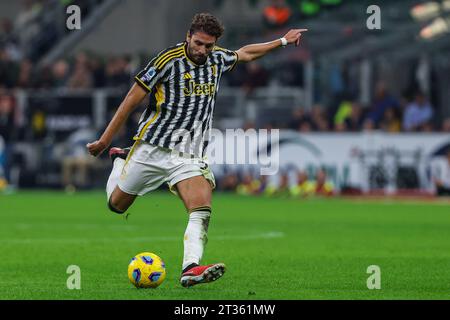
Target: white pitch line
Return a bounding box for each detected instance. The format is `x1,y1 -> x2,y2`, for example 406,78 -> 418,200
0,232 -> 285,244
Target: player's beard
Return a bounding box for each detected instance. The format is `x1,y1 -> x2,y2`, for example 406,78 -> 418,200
186,44 -> 207,65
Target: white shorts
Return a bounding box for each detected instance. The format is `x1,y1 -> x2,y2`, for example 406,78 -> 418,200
117,142 -> 215,196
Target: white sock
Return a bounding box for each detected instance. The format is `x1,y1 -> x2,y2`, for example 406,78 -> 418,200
106,158 -> 125,201
182,209 -> 211,271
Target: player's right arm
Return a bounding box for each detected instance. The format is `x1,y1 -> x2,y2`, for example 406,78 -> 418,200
86,83 -> 147,157
87,48 -> 172,157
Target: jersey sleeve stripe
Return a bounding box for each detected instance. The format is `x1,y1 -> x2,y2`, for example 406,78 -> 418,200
154,47 -> 183,68
134,76 -> 151,92
156,51 -> 184,69
213,46 -> 238,72
213,46 -> 228,52
229,51 -> 238,71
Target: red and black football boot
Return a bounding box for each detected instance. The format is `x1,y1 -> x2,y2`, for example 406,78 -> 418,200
180,263 -> 226,288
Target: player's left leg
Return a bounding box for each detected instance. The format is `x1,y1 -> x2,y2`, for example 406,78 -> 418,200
175,175 -> 225,287
107,143 -> 170,213
106,147 -> 137,213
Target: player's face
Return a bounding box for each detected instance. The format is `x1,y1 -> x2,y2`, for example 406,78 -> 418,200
186,31 -> 216,64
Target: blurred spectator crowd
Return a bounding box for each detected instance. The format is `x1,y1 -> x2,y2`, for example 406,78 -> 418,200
1,0 -> 131,90
219,167 -> 336,197
214,0 -> 344,29
1,0 -> 105,61
279,82 -> 450,133
0,48 -> 133,90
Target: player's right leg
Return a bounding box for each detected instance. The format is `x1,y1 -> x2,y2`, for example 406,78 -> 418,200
174,175 -> 226,288
106,147 -> 137,214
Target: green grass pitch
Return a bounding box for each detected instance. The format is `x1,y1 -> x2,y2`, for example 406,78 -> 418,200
1,191 -> 449,300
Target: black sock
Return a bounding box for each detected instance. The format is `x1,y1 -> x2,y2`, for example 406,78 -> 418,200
182,263 -> 199,274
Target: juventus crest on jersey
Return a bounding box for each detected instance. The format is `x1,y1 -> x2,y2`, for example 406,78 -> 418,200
134,41 -> 238,157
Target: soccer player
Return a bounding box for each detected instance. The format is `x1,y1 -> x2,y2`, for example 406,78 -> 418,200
87,13 -> 306,287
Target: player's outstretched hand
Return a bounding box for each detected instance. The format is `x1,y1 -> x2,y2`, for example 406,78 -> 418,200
283,29 -> 308,47
86,140 -> 108,157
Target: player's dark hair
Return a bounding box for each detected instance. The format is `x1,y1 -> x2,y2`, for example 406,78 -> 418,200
189,13 -> 224,39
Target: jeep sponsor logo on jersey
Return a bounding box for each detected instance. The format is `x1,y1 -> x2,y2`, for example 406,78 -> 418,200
184,80 -> 215,96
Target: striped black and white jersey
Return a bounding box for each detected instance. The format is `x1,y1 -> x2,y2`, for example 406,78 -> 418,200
134,41 -> 238,157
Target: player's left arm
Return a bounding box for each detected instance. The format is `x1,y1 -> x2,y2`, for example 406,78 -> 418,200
235,29 -> 308,63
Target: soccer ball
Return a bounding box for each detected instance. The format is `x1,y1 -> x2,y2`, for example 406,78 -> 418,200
128,252 -> 166,288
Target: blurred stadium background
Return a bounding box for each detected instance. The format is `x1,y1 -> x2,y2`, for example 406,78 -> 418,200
1,0 -> 450,198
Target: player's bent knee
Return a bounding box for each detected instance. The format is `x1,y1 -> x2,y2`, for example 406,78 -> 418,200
107,198 -> 126,214
108,187 -> 137,214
